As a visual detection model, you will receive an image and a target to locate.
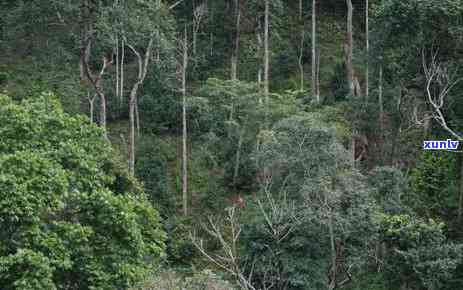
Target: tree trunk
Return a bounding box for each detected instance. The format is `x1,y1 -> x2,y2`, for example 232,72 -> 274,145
264,0 -> 270,101
233,127 -> 244,187
126,39 -> 153,175
135,98 -> 140,137
99,92 -> 107,133
298,0 -> 304,91
120,39 -> 125,102
231,0 -> 241,80
379,63 -> 383,133
128,86 -> 138,175
116,35 -> 119,101
182,27 -> 189,216
346,0 -> 355,97
312,0 -> 319,102
316,47 -> 320,98
257,19 -> 263,88
365,0 -> 369,99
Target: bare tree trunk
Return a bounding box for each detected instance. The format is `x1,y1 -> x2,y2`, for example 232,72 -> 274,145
127,39 -> 154,175
316,48 -> 320,98
312,0 -> 319,102
326,192 -> 337,290
351,133 -> 356,168
128,86 -> 137,175
121,39 -> 125,101
231,0 -> 241,80
233,127 -> 244,187
298,0 -> 304,90
81,39 -> 113,138
379,63 -> 383,133
264,0 -> 270,101
116,35 -> 119,101
257,19 -> 263,87
193,3 -> 197,56
210,32 -> 214,57
365,0 -> 369,99
346,0 -> 355,97
135,99 -> 140,137
87,91 -> 95,123
182,27 -> 189,216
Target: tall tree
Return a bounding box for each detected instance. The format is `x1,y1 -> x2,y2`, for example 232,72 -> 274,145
365,0 -> 369,99
231,0 -> 241,80
345,0 -> 355,97
264,0 -> 270,101
180,26 -> 189,216
312,0 -> 320,102
127,38 -> 154,174
298,0 -> 304,90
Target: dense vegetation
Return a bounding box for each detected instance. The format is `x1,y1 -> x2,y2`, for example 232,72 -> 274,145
1,0 -> 463,289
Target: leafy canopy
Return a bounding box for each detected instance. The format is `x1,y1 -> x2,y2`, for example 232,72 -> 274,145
0,93 -> 166,290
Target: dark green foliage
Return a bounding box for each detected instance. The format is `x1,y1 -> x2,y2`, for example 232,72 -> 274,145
369,166 -> 408,213
409,151 -> 459,221
379,214 -> 463,290
135,136 -> 174,215
0,94 -> 166,289
241,199 -> 330,290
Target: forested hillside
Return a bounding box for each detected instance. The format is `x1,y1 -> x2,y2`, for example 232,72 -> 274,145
1,0 -> 463,289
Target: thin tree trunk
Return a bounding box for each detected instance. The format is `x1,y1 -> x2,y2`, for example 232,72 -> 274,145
298,0 -> 304,91
231,0 -> 241,80
99,92 -> 107,131
120,39 -> 125,102
316,48 -> 320,98
351,133 -> 356,168
129,86 -> 138,175
312,0 -> 319,102
126,39 -> 153,175
379,64 -> 383,133
346,0 -> 355,96
116,35 -> 119,100
327,204 -> 336,289
257,19 -> 263,88
264,0 -> 269,101
210,32 -> 214,57
365,0 -> 369,99
233,127 -> 244,187
182,26 -> 189,216
135,98 -> 140,137
88,91 -> 95,123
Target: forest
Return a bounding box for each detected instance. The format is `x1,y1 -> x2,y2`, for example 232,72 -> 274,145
1,0 -> 463,289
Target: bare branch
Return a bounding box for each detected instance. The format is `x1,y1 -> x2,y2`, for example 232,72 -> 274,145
422,49 -> 463,141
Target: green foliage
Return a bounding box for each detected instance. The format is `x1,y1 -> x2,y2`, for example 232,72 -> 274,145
369,166 -> 408,213
409,151 -> 459,220
135,136 -> 174,215
241,198 -> 330,290
379,214 -> 463,290
0,94 -> 166,289
134,269 -> 236,290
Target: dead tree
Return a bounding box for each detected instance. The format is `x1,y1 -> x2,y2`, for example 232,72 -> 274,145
420,49 -> 463,221
176,26 -> 190,216
190,207 -> 256,290
192,1 -> 207,56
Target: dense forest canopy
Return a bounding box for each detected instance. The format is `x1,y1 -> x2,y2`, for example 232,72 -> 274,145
1,0 -> 463,289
